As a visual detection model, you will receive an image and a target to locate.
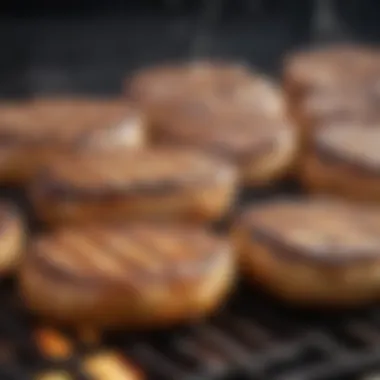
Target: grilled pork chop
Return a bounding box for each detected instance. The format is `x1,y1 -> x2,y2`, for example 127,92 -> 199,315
302,123 -> 380,202
126,60 -> 252,110
30,148 -> 238,224
234,198 -> 380,306
283,45 -> 380,102
0,98 -> 145,183
127,61 -> 297,186
283,45 -> 380,147
20,223 -> 235,328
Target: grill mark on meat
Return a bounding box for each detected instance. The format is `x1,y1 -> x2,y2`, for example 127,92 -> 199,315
76,233 -> 131,277
91,227 -> 164,274
128,229 -> 175,266
31,224 -> 229,287
39,233 -> 97,276
137,228 -> 189,259
129,227 -> 184,263
35,239 -> 77,271
54,231 -> 122,276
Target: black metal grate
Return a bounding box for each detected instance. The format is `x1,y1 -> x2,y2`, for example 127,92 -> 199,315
3,278 -> 380,380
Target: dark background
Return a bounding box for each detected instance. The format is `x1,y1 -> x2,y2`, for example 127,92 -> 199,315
0,0 -> 378,97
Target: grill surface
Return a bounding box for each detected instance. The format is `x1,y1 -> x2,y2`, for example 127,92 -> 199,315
1,1 -> 380,379
3,273 -> 380,380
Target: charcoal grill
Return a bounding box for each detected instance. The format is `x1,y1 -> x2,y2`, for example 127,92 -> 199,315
1,1 -> 380,379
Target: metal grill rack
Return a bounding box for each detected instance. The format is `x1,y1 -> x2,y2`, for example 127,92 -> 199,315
3,276 -> 380,380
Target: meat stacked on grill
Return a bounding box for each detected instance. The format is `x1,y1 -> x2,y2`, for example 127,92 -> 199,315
0,51 -> 380,333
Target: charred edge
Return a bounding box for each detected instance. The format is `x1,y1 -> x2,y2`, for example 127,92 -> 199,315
248,226 -> 380,265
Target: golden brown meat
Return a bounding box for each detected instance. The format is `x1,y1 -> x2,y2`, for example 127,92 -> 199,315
126,60 -> 252,112
127,62 -> 297,186
283,44 -> 380,104
155,104 -> 297,186
0,97 -> 145,183
301,123 -> 380,202
29,148 -> 238,224
234,198 -> 380,306
283,45 -> 380,147
20,223 -> 235,328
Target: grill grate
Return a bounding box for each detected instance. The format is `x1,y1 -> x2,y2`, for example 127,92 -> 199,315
3,277 -> 380,380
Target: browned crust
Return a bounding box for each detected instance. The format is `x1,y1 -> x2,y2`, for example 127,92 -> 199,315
33,173 -> 203,200
20,225 -> 236,327
0,98 -> 146,184
302,148 -> 380,202
33,165 -> 231,200
0,97 -> 141,146
246,224 -> 380,265
283,44 -> 380,100
283,45 -> 380,156
31,180 -> 236,224
125,60 -> 252,103
235,200 -> 380,305
301,125 -> 380,201
235,226 -> 380,306
27,225 -> 230,287
237,199 -> 380,264
29,149 -> 237,224
151,122 -> 298,187
136,68 -> 297,185
237,197 -> 380,265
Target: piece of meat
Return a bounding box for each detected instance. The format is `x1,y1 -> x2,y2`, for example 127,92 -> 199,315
20,223 -> 235,328
127,61 -> 297,186
29,147 -> 238,224
234,197 -> 380,306
302,123 -> 380,202
0,97 -> 145,183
